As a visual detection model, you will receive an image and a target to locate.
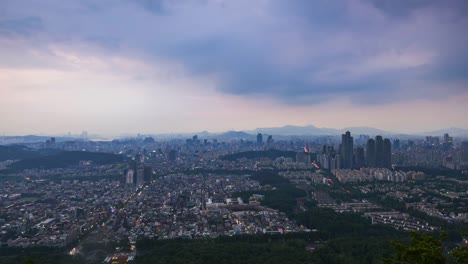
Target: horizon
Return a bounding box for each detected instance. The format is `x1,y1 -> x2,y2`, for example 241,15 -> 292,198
1,1 -> 468,135
2,124 -> 468,138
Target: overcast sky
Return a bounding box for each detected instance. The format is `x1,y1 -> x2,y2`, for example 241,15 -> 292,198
1,0 -> 467,136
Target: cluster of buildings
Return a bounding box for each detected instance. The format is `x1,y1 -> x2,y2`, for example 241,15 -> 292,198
355,179 -> 468,223
1,129 -> 467,258
0,180 -> 133,248
392,134 -> 468,170
332,168 -> 426,183
123,160 -> 152,186
0,167 -> 308,250
318,132 -> 392,170
312,191 -> 381,212
364,211 -> 437,232
10,164 -> 122,179
272,157 -> 317,170
44,137 -> 56,148
320,201 -> 382,213
256,133 -> 274,145
315,132 -> 468,172
98,173 -> 305,244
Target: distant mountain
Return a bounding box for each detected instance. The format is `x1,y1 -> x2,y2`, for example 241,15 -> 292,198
194,131 -> 212,138
5,126 -> 468,143
249,125 -> 393,136
341,127 -> 393,135
217,131 -> 254,139
251,125 -> 339,136
418,127 -> 468,137
152,131 -> 254,140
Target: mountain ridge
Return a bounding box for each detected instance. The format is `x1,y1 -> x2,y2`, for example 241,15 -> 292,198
2,126 -> 468,144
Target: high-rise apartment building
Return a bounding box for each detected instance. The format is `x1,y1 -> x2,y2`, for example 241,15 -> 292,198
462,142 -> 468,163
257,133 -> 263,145
366,136 -> 391,168
366,139 -> 376,167
375,136 -> 384,168
341,131 -> 354,169
383,139 -> 392,168
355,147 -> 365,168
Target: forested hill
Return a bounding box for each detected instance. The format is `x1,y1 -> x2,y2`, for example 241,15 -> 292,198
221,149 -> 297,161
1,150 -> 123,173
0,145 -> 41,161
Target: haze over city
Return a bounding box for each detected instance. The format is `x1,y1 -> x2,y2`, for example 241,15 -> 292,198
1,0 -> 467,136
3,2 -> 468,264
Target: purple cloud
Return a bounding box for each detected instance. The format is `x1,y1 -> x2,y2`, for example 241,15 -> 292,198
1,0 -> 467,105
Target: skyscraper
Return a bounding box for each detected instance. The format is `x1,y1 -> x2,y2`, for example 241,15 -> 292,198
443,133 -> 453,148
257,133 -> 263,145
383,139 -> 392,168
341,131 -> 353,168
192,135 -> 199,144
355,147 -> 365,168
375,136 -> 384,168
462,142 -> 468,163
166,149 -> 177,161
143,166 -> 153,182
136,168 -> 145,186
366,139 -> 376,167
125,169 -> 135,184
267,135 -> 274,144
393,139 -> 400,151
444,133 -> 450,144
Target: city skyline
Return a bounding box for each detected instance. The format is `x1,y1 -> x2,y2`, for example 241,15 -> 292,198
1,0 -> 468,135
2,124 -> 468,139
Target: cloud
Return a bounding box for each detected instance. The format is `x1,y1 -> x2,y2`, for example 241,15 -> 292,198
368,0 -> 434,17
368,0 -> 468,18
133,0 -> 168,14
0,0 -> 467,106
0,16 -> 43,35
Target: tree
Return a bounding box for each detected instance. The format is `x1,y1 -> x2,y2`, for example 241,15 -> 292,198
24,258 -> 35,264
384,232 -> 445,264
451,246 -> 468,264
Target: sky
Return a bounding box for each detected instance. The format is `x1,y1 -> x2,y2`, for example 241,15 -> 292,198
1,0 -> 468,136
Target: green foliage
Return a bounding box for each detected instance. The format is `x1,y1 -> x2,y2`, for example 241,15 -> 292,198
257,187 -> 304,216
295,207 -> 402,240
451,246 -> 468,264
250,170 -> 291,186
0,253 -> 83,264
384,232 -> 446,264
136,233 -> 400,264
136,236 -> 314,264
311,238 -> 395,264
183,169 -> 256,175
221,149 -> 297,161
0,145 -> 41,161
234,171 -> 306,216
4,151 -> 123,172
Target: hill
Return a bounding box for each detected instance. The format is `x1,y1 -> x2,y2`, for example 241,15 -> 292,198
3,151 -> 123,172
0,145 -> 41,161
250,125 -> 394,136
221,149 -> 297,161
218,131 -> 254,139
418,127 -> 468,137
